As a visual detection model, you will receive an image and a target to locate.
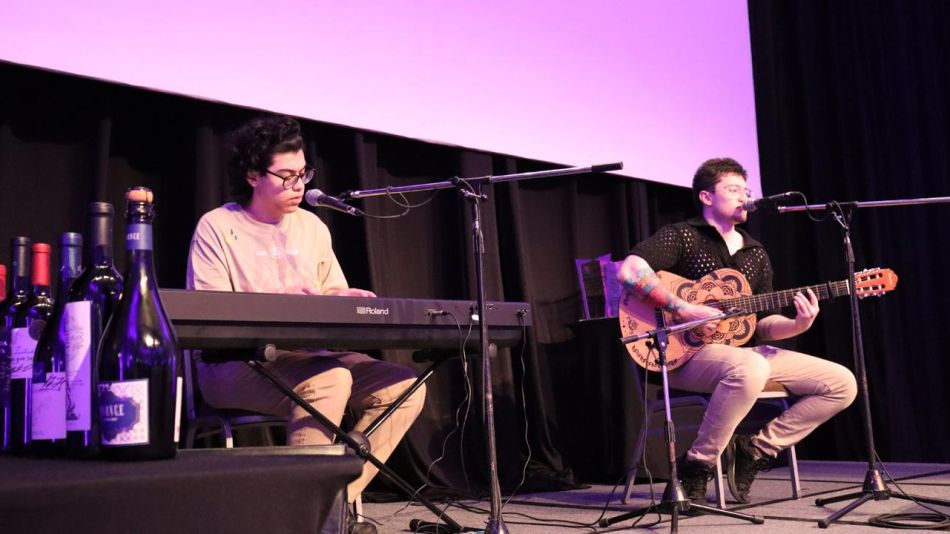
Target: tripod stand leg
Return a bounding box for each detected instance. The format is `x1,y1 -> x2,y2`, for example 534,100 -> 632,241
689,503 -> 766,524
816,468 -> 887,506
597,504 -> 661,528
815,491 -> 865,506
818,493 -> 873,528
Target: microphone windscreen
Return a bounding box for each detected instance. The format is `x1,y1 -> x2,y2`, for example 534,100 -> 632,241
304,189 -> 323,205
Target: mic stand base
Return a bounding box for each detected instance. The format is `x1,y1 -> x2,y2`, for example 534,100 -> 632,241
815,469 -> 950,529
599,478 -> 765,531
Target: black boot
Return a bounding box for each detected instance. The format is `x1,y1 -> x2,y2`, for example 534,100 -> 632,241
676,453 -> 714,503
724,434 -> 774,504
346,503 -> 377,534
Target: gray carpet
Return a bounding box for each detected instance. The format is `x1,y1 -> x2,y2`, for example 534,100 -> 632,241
360,461 -> 950,533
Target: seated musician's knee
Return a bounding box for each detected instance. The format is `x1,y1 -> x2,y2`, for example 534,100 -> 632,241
403,381 -> 426,413
832,367 -> 858,408
728,353 -> 771,396
375,378 -> 426,412
294,366 -> 353,403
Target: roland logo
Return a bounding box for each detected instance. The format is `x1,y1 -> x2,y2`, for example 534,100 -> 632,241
356,306 -> 390,316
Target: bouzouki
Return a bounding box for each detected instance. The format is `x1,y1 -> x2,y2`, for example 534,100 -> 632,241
619,267 -> 898,371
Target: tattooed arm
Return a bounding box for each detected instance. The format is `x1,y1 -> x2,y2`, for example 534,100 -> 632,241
618,255 -> 686,312
617,255 -> 721,329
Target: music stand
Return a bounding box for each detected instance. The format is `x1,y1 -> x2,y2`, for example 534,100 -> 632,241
598,311 -> 764,533
775,196 -> 950,528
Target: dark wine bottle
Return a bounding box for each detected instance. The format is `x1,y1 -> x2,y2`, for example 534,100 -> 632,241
31,233 -> 83,454
6,242 -> 54,452
2,237 -> 32,452
65,203 -> 124,456
98,188 -> 180,460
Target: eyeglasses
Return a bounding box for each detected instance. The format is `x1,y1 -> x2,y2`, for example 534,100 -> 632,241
266,166 -> 315,190
715,184 -> 753,198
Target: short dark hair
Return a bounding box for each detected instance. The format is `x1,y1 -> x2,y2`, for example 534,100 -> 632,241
691,157 -> 748,211
227,115 -> 304,206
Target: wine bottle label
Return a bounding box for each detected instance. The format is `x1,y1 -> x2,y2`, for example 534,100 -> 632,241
64,301 -> 94,431
126,223 -> 153,251
174,376 -> 182,443
31,371 -> 67,440
11,327 -> 38,379
0,330 -> 10,409
98,379 -> 149,446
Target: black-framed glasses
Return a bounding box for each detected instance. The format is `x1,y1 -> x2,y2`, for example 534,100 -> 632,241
266,166 -> 315,190
715,184 -> 753,198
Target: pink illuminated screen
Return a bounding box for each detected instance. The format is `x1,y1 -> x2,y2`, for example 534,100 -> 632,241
0,1 -> 760,192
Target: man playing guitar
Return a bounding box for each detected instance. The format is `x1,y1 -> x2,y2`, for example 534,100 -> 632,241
617,158 -> 858,504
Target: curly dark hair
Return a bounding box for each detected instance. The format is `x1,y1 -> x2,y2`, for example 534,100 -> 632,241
227,115 -> 304,206
691,157 -> 748,212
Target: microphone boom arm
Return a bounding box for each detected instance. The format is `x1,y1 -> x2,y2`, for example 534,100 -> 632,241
340,162 -> 623,200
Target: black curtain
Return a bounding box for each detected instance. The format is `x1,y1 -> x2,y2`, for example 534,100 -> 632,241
750,0 -> 950,462
0,61 -> 697,493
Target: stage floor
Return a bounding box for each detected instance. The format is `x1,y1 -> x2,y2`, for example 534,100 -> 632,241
361,460 -> 950,533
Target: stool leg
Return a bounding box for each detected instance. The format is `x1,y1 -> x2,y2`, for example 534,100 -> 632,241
779,399 -> 802,499
788,444 -> 801,499
621,466 -> 639,504
713,455 -> 726,508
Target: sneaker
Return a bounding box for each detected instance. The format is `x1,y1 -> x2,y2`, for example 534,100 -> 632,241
724,434 -> 774,504
676,453 -> 714,502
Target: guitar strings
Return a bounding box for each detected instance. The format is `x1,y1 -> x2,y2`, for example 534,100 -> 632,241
714,281 -> 850,314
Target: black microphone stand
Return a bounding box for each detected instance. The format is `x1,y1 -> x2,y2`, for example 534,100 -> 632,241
598,311 -> 764,533
776,196 -> 950,528
242,359 -> 468,533
343,162 -> 623,534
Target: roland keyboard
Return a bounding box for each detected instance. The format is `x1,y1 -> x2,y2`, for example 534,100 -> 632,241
161,289 -> 530,350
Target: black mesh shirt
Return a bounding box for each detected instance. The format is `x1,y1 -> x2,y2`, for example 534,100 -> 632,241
630,217 -> 775,297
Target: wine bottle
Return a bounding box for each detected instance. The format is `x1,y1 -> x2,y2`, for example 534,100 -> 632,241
65,202 -> 124,456
0,264 -> 6,423
2,238 -> 32,452
6,242 -> 54,452
98,187 -> 180,460
0,264 -> 6,407
31,233 -> 83,454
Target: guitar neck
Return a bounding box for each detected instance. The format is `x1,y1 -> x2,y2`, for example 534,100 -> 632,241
716,279 -> 851,314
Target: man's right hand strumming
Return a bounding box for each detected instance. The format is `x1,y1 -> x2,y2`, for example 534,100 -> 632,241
675,301 -> 722,335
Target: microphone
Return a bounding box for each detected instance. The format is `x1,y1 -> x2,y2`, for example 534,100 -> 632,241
199,343 -> 278,363
742,191 -> 796,212
304,188 -> 364,216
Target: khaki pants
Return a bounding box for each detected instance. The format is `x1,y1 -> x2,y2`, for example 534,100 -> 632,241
197,350 -> 426,501
667,344 -> 857,465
